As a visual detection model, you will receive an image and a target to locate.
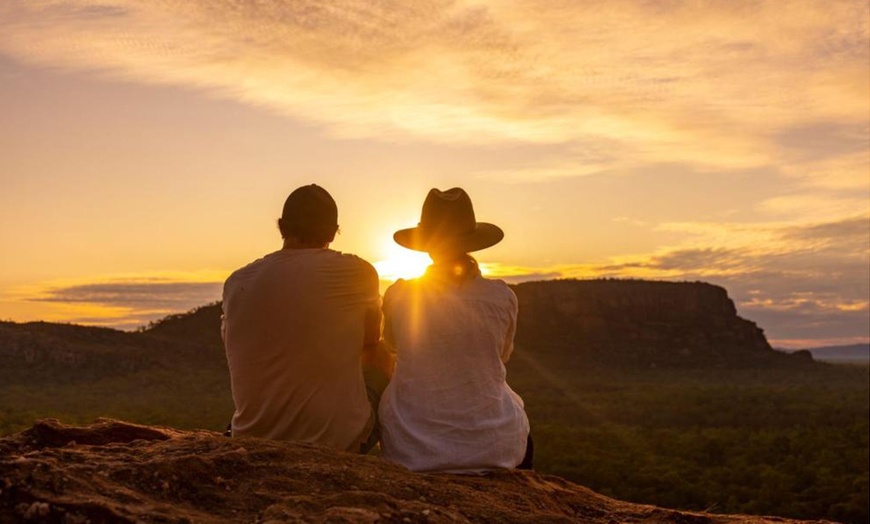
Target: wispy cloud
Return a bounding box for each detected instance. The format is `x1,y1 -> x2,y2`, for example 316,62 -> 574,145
780,215 -> 870,244
480,263 -> 565,284
33,280 -> 223,309
11,275 -> 224,330
0,0 -> 866,176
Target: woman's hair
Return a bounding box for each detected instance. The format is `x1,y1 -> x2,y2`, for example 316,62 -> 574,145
425,252 -> 481,286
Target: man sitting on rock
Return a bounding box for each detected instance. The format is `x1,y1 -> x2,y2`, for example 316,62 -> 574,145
221,184 -> 390,453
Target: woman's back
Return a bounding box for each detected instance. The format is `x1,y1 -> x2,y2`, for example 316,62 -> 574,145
379,275 -> 530,472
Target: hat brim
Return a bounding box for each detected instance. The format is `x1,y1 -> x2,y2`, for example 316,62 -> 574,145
394,222 -> 504,253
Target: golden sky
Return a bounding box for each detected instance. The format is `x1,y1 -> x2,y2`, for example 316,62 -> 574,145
0,0 -> 867,348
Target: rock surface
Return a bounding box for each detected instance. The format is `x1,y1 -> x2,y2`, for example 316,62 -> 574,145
0,419 -> 831,523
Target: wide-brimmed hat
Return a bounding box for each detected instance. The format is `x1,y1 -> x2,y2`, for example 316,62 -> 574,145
394,188 -> 504,253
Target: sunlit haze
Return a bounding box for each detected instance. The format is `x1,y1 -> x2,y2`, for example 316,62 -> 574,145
0,1 -> 867,348
374,246 -> 432,283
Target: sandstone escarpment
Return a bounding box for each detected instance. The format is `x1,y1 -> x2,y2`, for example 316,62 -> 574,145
0,419 -> 830,523
512,280 -> 792,367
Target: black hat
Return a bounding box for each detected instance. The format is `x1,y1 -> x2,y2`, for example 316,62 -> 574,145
279,184 -> 338,243
281,184 -> 338,228
394,188 -> 503,253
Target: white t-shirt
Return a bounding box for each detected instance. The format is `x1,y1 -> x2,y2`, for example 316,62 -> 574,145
378,276 -> 530,472
222,248 -> 379,451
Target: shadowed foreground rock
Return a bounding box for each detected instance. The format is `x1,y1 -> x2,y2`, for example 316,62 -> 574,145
0,420 -> 831,523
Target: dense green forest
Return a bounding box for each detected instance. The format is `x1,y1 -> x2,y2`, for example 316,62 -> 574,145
507,348 -> 869,524
1,327 -> 867,523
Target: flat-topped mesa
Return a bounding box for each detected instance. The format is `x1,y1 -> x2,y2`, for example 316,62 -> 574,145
511,279 -> 790,368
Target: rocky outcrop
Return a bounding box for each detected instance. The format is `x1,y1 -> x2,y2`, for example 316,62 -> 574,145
512,280 -> 798,367
0,419 -> 828,523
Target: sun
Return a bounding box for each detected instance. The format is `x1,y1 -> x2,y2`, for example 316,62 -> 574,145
374,246 -> 431,281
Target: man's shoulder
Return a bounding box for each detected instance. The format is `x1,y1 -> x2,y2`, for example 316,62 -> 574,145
323,250 -> 377,277
225,253 -> 272,285
315,251 -> 379,297
325,249 -> 374,267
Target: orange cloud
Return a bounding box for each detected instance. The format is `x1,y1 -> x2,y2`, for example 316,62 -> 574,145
0,0 -> 866,174
2,271 -> 226,330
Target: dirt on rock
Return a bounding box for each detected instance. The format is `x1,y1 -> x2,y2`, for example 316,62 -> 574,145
0,419 -> 833,523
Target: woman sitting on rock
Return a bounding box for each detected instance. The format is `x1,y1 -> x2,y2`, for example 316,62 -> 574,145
378,187 -> 532,473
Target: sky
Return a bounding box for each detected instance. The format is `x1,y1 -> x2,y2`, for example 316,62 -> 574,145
0,0 -> 868,348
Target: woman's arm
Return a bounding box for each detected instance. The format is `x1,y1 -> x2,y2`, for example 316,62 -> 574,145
500,288 -> 519,363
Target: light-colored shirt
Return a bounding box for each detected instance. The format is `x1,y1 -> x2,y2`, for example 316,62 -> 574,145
222,248 -> 379,451
378,275 -> 530,472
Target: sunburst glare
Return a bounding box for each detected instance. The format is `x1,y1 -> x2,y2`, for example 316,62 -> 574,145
373,246 -> 432,281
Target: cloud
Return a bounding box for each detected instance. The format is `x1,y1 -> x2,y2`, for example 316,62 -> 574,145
32,280 -> 223,309
0,0 -> 866,176
22,278 -> 223,330
775,122 -> 868,163
599,248 -> 748,275
479,263 -> 564,284
473,141 -> 638,183
780,215 -> 870,244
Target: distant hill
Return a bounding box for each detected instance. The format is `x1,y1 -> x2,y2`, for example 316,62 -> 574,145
783,344 -> 870,363
511,279 -> 810,368
143,301 -> 223,349
0,303 -> 225,386
0,306 -> 232,436
0,321 -> 170,384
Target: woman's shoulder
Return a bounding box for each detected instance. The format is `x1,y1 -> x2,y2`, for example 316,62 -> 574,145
476,276 -> 516,298
449,276 -> 515,312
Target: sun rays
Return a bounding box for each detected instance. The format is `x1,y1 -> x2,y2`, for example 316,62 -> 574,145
373,246 -> 432,282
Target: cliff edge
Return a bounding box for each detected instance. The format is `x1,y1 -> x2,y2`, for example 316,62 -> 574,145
0,419 -> 831,523
512,280 -> 801,367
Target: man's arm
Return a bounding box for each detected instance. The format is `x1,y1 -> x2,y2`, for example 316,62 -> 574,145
363,300 -> 381,349
361,300 -> 395,380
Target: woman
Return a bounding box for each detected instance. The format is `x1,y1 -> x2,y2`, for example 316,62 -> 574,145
378,187 -> 531,473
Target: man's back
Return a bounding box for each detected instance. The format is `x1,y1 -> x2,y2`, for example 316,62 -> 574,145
222,248 -> 379,451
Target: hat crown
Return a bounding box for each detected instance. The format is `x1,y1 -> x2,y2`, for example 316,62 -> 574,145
419,188 -> 477,237
393,187 -> 503,253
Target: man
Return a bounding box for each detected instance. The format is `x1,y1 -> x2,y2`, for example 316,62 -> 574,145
221,184 -> 388,452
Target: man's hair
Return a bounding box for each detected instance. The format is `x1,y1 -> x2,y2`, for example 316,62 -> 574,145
278,184 -> 339,245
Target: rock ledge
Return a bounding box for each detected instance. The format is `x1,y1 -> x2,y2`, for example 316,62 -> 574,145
1,419 -> 833,523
